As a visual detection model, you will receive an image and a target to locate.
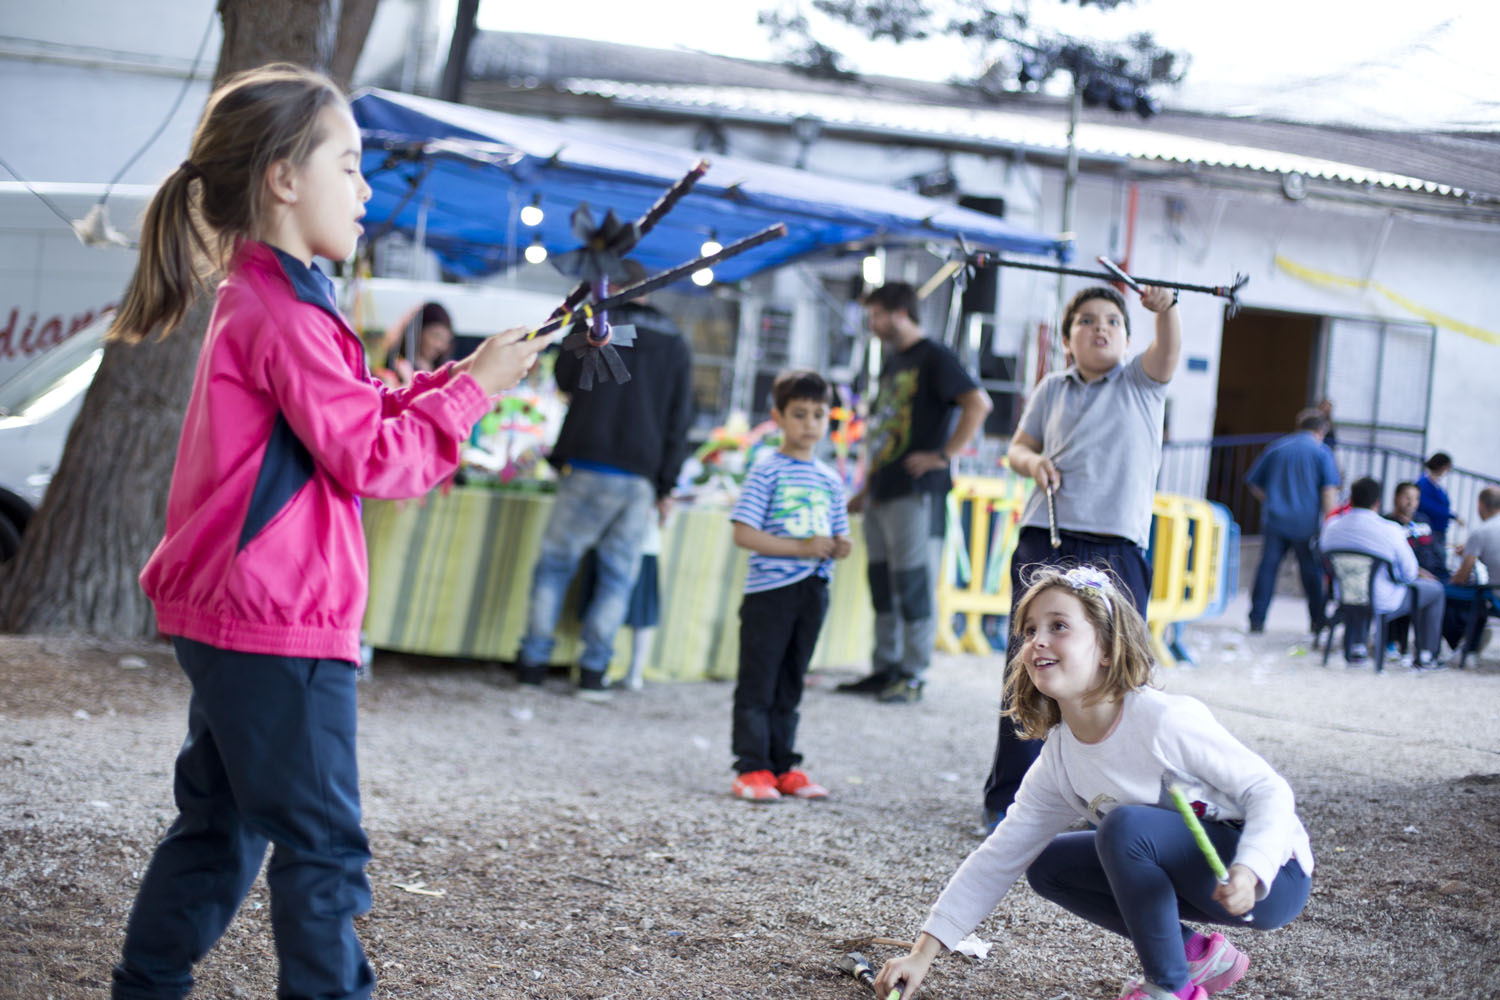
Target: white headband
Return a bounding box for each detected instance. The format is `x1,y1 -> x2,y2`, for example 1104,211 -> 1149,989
1059,565 -> 1114,616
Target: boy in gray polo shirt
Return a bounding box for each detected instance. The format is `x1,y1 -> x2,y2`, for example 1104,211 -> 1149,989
980,282 -> 1181,828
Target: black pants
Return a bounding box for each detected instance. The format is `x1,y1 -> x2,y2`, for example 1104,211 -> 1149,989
114,639 -> 373,1000
732,576 -> 830,774
982,527 -> 1152,815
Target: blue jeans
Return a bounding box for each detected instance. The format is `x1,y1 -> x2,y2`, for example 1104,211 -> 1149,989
113,639 -> 373,1000
1385,577 -> 1445,658
1249,529 -> 1325,630
518,467 -> 656,674
1027,805 -> 1310,992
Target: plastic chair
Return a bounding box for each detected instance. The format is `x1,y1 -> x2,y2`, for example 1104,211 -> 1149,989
1320,549 -> 1409,673
1447,583 -> 1499,670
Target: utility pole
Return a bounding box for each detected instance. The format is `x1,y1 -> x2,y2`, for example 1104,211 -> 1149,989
1055,75 -> 1083,362
440,0 -> 480,103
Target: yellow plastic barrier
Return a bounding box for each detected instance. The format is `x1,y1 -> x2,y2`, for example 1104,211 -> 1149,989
935,473 -> 1031,654
1146,493 -> 1218,667
935,482 -> 1221,668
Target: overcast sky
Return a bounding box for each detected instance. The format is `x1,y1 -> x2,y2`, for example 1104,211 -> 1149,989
462,0 -> 1497,131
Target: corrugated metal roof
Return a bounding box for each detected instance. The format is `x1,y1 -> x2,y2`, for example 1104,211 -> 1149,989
456,33 -> 1500,202
561,80 -> 1459,197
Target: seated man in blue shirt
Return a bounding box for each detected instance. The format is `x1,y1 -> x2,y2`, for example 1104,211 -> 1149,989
1321,477 -> 1447,668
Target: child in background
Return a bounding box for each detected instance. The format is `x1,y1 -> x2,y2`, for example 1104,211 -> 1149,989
620,512 -> 663,690
729,370 -> 852,801
105,64 -> 545,999
983,281 -> 1180,829
876,566 -> 1313,1000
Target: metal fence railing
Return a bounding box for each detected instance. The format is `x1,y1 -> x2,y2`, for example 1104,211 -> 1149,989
1157,435 -> 1500,538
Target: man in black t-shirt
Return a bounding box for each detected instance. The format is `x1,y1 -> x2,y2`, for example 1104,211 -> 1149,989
838,283 -> 992,703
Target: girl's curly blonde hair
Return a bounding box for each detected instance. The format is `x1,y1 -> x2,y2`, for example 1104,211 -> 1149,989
1002,565 -> 1157,739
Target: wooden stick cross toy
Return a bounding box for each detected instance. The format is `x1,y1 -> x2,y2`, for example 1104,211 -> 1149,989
523,160 -> 787,389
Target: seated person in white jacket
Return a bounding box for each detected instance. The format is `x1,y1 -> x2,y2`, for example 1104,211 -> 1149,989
1321,476 -> 1446,667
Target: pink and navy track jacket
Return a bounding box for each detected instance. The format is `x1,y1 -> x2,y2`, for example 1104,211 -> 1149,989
140,241 -> 491,663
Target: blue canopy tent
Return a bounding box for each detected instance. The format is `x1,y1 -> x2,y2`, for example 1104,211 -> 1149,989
351,89 -> 1069,283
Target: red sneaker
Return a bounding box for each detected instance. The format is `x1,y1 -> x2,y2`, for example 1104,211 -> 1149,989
732,770 -> 781,801
775,769 -> 828,799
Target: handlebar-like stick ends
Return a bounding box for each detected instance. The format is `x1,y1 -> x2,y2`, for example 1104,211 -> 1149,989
1046,485 -> 1060,549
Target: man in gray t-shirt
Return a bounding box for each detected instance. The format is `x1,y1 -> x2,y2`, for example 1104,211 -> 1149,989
981,282 -> 1180,827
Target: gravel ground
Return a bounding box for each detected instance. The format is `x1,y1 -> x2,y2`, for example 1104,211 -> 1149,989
2,614 -> 1498,1000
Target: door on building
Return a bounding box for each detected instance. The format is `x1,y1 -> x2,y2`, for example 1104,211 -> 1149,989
1210,308 -> 1322,527
1209,306 -> 1435,529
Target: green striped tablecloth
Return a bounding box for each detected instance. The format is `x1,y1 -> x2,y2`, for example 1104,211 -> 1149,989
362,487 -> 873,682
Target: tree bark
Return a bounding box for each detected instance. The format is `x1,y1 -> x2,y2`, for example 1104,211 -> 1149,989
331,0 -> 381,93
0,0 -> 378,635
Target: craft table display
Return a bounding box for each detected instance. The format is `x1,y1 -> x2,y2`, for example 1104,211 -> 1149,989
362,487 -> 873,682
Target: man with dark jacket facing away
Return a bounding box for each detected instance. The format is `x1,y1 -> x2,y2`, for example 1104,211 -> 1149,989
514,299 -> 694,699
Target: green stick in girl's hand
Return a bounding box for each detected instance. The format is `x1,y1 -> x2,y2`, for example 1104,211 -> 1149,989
1165,777 -> 1253,922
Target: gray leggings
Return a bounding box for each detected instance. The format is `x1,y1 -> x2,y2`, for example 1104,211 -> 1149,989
863,492 -> 943,680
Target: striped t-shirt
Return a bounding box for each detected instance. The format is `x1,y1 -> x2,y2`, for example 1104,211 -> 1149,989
731,451 -> 850,594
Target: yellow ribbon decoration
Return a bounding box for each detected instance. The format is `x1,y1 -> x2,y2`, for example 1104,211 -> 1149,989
529,302 -> 592,341
1273,254 -> 1500,347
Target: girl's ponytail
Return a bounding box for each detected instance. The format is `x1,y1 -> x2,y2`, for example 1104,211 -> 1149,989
108,163 -> 211,343
107,62 -> 345,343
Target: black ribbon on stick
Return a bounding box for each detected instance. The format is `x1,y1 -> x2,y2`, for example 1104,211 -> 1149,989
527,224 -> 788,342
542,160 -> 713,386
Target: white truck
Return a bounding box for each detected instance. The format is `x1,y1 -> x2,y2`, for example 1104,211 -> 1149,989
0,182 -> 144,558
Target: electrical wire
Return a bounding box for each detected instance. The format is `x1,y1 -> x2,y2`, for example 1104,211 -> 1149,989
0,9 -> 216,243
0,153 -> 78,228
100,7 -> 218,205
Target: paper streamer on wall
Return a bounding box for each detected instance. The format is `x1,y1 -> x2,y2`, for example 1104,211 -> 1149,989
1273,254 -> 1500,347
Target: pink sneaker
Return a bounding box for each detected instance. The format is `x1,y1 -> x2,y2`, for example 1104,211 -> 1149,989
1117,979 -> 1207,1000
1186,932 -> 1250,995
731,770 -> 781,801
775,769 -> 828,799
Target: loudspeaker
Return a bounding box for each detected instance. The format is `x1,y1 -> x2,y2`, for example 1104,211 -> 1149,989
958,196 -> 1006,316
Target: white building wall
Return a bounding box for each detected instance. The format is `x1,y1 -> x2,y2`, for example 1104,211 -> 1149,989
0,0 -> 425,185
794,131 -> 1500,479
9,4 -> 1495,476
0,2 -> 221,185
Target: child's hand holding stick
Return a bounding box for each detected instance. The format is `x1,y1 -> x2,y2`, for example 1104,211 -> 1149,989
1166,781 -> 1254,922
875,933 -> 942,999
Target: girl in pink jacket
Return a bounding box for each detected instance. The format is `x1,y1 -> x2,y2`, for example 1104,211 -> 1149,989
106,63 -> 546,1000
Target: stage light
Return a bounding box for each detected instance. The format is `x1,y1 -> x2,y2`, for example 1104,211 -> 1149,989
520,194 -> 543,227
524,234 -> 547,264
862,252 -> 884,286
700,232 -> 722,256
691,268 -> 714,286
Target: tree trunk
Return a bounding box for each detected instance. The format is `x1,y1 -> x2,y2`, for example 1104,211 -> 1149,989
330,0 -> 381,93
0,0 -> 379,635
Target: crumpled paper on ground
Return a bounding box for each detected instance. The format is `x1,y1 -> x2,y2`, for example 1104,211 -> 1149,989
953,933 -> 991,960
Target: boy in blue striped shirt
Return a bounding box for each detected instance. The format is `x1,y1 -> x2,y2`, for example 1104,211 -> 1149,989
728,371 -> 852,801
